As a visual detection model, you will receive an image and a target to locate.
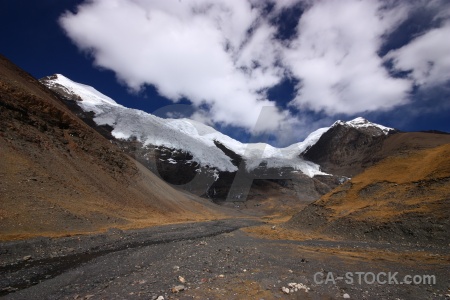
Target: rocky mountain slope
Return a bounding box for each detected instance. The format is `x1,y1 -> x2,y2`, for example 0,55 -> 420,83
302,118 -> 450,177
288,142 -> 450,246
302,117 -> 396,176
0,55 -> 226,240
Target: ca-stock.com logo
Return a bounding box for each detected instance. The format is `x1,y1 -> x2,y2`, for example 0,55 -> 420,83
314,271 -> 437,285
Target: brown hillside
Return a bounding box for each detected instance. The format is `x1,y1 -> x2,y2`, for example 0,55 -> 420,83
304,124 -> 450,177
288,143 -> 450,245
0,55 -> 225,240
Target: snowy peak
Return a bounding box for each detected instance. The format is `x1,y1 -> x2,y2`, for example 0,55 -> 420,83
302,117 -> 399,177
347,117 -> 372,126
332,117 -> 394,135
41,74 -> 121,108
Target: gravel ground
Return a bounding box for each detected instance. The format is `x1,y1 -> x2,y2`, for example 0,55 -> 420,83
1,219 -> 449,299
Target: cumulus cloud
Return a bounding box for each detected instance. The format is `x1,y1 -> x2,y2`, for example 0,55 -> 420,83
386,22 -> 450,87
60,0 -> 286,132
59,0 -> 450,141
283,0 -> 412,114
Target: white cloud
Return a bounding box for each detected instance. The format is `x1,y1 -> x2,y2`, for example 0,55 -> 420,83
386,22 -> 450,87
59,0 -> 449,142
283,0 -> 412,114
60,0 -> 286,131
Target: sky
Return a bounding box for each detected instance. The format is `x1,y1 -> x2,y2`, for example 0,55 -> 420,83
1,0 -> 449,147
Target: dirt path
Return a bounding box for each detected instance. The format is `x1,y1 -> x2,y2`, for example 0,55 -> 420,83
1,219 -> 448,299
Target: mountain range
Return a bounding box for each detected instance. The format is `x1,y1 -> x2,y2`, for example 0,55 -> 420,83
40,74 -> 396,203
1,54 -> 449,246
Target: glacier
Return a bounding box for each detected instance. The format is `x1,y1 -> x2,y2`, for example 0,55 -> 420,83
42,74 -> 392,178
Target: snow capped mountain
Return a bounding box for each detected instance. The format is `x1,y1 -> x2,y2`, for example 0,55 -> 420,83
42,74 -> 329,177
332,117 -> 394,135
41,74 -> 394,178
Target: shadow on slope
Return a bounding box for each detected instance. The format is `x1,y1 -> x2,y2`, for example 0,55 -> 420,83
0,55 -> 227,241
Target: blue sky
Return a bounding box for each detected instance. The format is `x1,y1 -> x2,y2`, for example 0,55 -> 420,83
1,0 -> 449,147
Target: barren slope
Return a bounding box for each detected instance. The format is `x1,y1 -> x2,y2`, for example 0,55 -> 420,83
288,143 -> 450,245
0,55 -> 226,240
303,122 -> 450,177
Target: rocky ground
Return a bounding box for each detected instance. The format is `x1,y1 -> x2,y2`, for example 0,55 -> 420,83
1,219 -> 449,300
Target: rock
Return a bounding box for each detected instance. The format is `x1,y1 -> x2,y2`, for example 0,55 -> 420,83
286,283 -> 310,293
171,285 -> 185,293
218,274 -> 225,278
156,296 -> 164,300
22,255 -> 32,261
299,283 -> 311,292
173,265 -> 180,271
343,293 -> 350,298
271,225 -> 276,230
178,276 -> 186,283
281,286 -> 290,294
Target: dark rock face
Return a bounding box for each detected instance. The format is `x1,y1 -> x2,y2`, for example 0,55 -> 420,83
204,144 -> 344,202
302,124 -> 395,177
213,140 -> 242,167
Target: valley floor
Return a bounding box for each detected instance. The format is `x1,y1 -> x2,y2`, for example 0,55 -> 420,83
1,218 -> 448,300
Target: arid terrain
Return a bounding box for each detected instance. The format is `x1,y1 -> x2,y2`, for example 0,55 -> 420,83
1,218 -> 448,299
1,54 -> 449,299
0,55 -> 229,240
289,143 -> 450,246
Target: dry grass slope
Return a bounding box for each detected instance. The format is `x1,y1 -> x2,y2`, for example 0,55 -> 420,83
320,144 -> 450,220
288,144 -> 450,245
0,55 -> 226,240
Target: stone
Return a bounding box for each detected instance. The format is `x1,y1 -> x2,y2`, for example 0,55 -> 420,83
343,293 -> 350,298
171,285 -> 185,293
